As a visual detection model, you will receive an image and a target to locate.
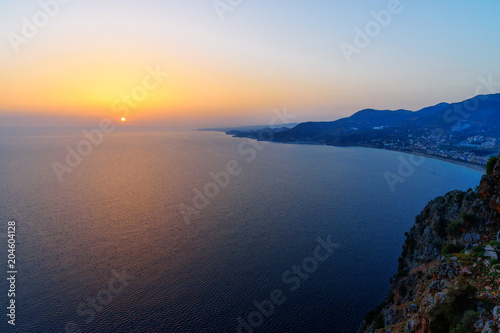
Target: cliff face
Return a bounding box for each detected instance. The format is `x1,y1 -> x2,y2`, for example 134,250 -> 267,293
361,154 -> 500,333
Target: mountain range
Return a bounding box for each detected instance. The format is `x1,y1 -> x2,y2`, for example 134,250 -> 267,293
226,94 -> 500,147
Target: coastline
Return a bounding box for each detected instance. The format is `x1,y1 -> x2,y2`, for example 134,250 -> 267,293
384,149 -> 486,173
225,132 -> 486,173
360,153 -> 500,332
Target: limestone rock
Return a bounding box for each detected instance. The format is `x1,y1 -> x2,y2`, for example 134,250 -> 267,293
361,153 -> 500,333
482,321 -> 493,333
493,306 -> 499,325
484,250 -> 498,261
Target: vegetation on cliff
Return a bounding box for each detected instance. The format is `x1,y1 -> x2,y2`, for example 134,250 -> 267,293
361,152 -> 500,333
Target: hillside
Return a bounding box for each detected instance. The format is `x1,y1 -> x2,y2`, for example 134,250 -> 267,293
271,94 -> 500,144
360,154 -> 500,333
227,94 -> 500,166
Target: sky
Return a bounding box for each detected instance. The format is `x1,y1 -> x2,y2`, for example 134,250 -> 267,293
1,0 -> 500,128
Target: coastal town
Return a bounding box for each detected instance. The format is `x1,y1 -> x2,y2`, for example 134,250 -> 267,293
381,134 -> 498,168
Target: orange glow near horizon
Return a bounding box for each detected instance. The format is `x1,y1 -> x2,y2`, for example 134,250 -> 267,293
2,1 -> 499,127
0,52 -> 334,125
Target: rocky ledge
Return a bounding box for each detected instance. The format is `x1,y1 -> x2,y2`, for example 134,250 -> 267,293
361,153 -> 500,333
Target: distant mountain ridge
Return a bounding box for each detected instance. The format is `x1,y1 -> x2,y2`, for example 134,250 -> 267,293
224,94 -> 500,166
198,123 -> 299,133
226,94 -> 500,145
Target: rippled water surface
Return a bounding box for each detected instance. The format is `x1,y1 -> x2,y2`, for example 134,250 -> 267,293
0,128 -> 483,332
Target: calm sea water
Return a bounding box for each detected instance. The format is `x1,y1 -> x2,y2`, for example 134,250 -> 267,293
0,128 -> 482,333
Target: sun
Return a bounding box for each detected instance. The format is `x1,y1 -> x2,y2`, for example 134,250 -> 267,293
121,117 -> 126,122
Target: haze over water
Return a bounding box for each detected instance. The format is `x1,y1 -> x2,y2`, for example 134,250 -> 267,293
0,128 -> 482,332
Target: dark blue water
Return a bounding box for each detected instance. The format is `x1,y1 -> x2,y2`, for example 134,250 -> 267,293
0,128 -> 482,332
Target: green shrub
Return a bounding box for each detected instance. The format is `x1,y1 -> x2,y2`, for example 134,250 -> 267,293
450,325 -> 466,333
434,220 -> 447,238
487,271 -> 500,278
451,310 -> 479,332
461,310 -> 479,326
387,292 -> 394,305
486,156 -> 498,176
364,310 -> 375,325
395,267 -> 409,281
454,253 -> 475,262
472,246 -> 485,256
446,219 -> 464,237
461,212 -> 477,227
429,304 -> 450,333
406,237 -> 417,256
486,240 -> 500,248
398,283 -> 408,297
365,302 -> 386,325
442,243 -> 464,256
373,312 -> 385,329
445,280 -> 477,326
431,280 -> 476,333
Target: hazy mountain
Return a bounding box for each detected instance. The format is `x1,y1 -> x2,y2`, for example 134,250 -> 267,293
227,94 -> 500,146
198,123 -> 299,133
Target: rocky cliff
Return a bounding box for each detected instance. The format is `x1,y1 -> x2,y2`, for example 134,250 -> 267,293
361,154 -> 500,333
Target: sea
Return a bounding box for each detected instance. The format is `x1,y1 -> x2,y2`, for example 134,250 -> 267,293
0,127 -> 483,332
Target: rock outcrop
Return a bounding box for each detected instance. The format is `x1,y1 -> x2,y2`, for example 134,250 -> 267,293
361,153 -> 500,333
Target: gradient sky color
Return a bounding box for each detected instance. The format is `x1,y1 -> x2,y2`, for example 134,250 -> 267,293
1,0 -> 500,127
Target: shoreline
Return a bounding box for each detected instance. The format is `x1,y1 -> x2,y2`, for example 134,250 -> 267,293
226,133 -> 487,173
383,149 -> 486,173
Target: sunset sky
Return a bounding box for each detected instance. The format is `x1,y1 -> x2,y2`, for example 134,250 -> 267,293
1,0 -> 500,127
